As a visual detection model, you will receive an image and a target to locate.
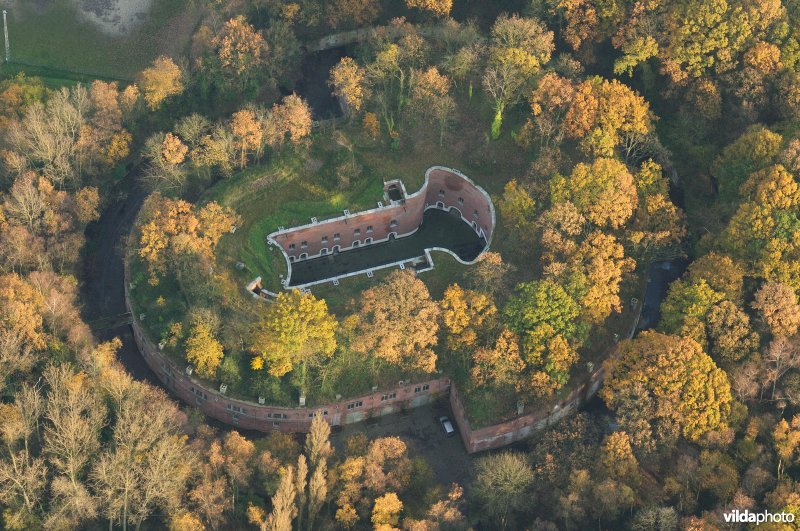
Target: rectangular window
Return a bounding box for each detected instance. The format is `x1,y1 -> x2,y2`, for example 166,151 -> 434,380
289,243 -> 296,250
354,228 -> 361,236
321,236 -> 328,244
301,241 -> 308,249
390,220 -> 398,228
414,386 -> 421,393
458,197 -> 465,205
423,384 -> 429,391
381,392 -> 397,401
334,233 -> 341,241
366,226 -> 373,233
438,189 -> 445,197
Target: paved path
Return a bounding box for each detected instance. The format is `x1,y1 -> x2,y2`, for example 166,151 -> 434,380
332,397 -> 473,486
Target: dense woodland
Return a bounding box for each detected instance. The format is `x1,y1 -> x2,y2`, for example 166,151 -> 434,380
0,0 -> 800,529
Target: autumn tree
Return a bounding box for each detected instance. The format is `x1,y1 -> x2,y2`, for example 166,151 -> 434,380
335,437 -> 413,527
185,320 -> 224,378
601,331 -> 732,451
41,365 -> 104,528
504,279 -> 581,355
137,194 -> 238,283
557,157 -> 638,229
305,414 -> 333,470
706,301 -> 759,364
469,251 -> 515,296
326,0 -> 379,29
5,85 -> 126,187
598,431 -> 640,485
471,328 -> 526,391
574,231 -> 635,323
0,274 -> 48,392
0,73 -> 48,130
138,56 -> 184,110
352,271 -> 441,373
686,252 -> 746,304
264,94 -> 313,149
711,125 -> 782,204
305,414 -> 331,531
92,382 -> 193,530
658,279 -> 725,347
372,492 -> 403,527
250,290 -> 336,393
563,77 -> 653,159
364,28 -> 429,135
0,388 -> 47,529
0,172 -> 99,271
442,41 -> 485,100
405,0 -> 452,18
752,282 -> 800,337
231,108 -> 263,169
521,72 -> 575,148
330,57 -> 367,118
763,337 -> 800,400
250,464 -> 297,531
773,415 -> 800,479
498,180 -> 538,249
440,283 -> 497,352
483,15 -> 554,139
142,130 -> 192,192
408,66 -> 455,145
473,452 -> 533,530
210,16 -> 267,92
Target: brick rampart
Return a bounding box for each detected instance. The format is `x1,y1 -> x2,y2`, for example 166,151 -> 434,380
449,296 -> 643,453
124,245 -> 449,434
268,167 -> 495,288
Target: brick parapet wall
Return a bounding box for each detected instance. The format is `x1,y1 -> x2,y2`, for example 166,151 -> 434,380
449,367 -> 608,453
124,227 -> 449,434
268,167 -> 495,288
449,291 -> 643,453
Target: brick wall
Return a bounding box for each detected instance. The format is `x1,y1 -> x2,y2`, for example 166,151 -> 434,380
268,167 -> 494,276
124,251 -> 449,434
448,296 -> 643,453
449,369 -> 607,453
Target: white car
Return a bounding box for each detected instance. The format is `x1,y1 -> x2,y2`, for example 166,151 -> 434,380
439,415 -> 455,437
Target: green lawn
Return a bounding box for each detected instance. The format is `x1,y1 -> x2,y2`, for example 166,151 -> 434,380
4,0 -> 200,79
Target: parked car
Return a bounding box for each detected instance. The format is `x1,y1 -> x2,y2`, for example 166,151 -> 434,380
439,415 -> 455,437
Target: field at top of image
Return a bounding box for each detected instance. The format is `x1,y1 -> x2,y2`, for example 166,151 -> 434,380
1,0 -> 199,79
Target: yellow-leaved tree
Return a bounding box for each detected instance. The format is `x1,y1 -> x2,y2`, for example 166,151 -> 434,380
351,270 -> 441,373
330,57 -> 366,118
138,56 -> 184,110
405,0 -> 453,17
250,290 -> 337,394
138,194 -> 239,283
185,321 -> 224,378
440,283 -> 497,351
601,331 -> 732,452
